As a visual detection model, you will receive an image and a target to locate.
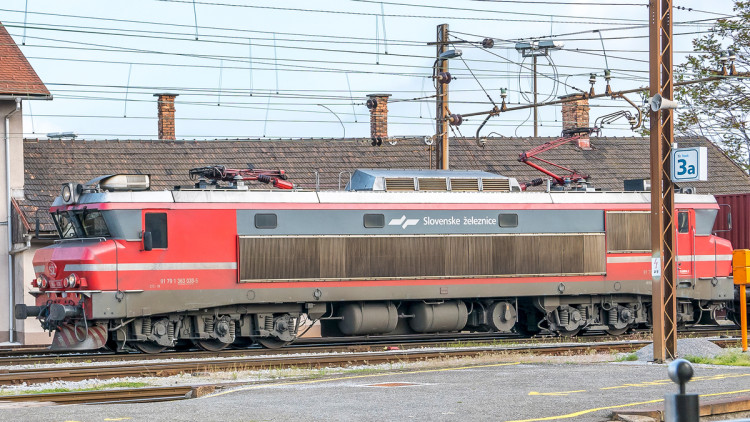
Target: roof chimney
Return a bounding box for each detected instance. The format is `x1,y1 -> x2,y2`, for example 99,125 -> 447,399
154,93 -> 178,140
559,93 -> 591,150
366,93 -> 391,146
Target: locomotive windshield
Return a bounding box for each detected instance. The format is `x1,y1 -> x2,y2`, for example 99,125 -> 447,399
52,209 -> 111,239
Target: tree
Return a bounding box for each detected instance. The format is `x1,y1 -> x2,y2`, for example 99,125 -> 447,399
674,1 -> 750,173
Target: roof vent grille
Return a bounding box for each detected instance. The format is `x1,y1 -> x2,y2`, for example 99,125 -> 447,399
385,178 -> 416,191
418,178 -> 448,191
481,178 -> 511,192
450,178 -> 479,192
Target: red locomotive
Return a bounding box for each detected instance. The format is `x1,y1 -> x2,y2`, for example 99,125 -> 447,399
14,166 -> 742,353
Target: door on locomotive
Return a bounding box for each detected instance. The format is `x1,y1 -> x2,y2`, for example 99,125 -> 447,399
676,209 -> 695,280
143,211 -> 168,251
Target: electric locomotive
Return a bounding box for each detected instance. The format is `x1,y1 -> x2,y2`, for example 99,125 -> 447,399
14,167 -> 741,353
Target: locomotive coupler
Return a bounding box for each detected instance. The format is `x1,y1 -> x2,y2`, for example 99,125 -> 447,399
48,304 -> 83,323
14,304 -> 45,320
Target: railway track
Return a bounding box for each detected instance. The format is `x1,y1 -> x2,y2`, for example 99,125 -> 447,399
0,327 -> 738,366
0,337 -> 741,387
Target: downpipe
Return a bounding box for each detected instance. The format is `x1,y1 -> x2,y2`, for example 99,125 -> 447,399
5,98 -> 20,343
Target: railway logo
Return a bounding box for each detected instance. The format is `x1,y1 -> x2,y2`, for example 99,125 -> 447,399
389,215 -> 420,229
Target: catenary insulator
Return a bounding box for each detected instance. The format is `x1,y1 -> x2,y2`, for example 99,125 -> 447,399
482,38 -> 495,49
448,114 -> 463,126
436,72 -> 452,84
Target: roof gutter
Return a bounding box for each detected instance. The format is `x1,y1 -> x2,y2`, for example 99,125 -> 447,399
0,94 -> 52,101
5,97 -> 21,344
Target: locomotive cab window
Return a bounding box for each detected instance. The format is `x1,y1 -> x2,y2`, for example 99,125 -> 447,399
363,214 -> 385,228
52,209 -> 111,239
678,211 -> 689,233
498,213 -> 518,228
255,213 -> 277,229
145,213 -> 168,249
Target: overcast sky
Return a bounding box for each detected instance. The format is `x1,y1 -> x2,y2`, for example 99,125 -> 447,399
0,0 -> 738,140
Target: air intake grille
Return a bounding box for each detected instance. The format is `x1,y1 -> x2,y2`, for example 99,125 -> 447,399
481,178 -> 511,192
385,178 -> 416,191
449,178 -> 479,192
418,178 -> 448,191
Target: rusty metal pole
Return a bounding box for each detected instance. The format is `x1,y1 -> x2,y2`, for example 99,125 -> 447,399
650,0 -> 677,363
533,55 -> 538,138
741,283 -> 748,352
435,24 -> 449,170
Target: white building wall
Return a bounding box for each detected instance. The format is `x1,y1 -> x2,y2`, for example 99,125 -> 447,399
0,99 -> 42,344
17,243 -> 50,345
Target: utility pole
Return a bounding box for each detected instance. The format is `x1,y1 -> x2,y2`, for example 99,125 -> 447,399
650,0 -> 677,362
514,40 -> 562,138
435,23 -> 449,170
533,55 -> 538,137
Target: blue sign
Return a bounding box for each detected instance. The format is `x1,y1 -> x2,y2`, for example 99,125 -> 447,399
671,147 -> 707,182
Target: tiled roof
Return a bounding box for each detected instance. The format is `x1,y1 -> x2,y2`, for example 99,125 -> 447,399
21,136 -> 750,232
0,22 -> 50,97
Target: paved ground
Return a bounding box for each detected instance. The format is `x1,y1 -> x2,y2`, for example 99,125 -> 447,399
2,360 -> 750,422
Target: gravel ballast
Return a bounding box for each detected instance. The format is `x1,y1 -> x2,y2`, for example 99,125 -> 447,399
635,338 -> 725,361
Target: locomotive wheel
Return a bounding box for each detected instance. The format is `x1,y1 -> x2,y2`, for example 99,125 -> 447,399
556,328 -> 580,337
256,337 -> 292,349
605,326 -> 630,336
195,339 -> 231,352
130,341 -> 167,354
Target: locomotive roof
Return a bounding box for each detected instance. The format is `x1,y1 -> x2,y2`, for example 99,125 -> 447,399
51,189 -> 718,207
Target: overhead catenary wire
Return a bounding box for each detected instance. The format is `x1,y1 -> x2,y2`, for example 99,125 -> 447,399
1,2 -> 737,140
155,0 -> 652,25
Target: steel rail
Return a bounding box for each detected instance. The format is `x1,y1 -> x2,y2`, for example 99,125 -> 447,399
0,386 -> 195,405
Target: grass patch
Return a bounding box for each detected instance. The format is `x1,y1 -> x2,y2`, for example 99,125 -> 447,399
684,351 -> 750,367
345,367 -> 381,375
615,353 -> 638,362
0,381 -> 151,396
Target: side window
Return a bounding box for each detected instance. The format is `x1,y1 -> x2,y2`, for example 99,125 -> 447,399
145,213 -> 168,249
498,213 -> 518,228
678,211 -> 689,234
255,213 -> 277,229
363,214 -> 385,228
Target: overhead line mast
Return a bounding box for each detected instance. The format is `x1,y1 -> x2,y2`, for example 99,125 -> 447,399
649,0 -> 677,363
435,23 -> 450,170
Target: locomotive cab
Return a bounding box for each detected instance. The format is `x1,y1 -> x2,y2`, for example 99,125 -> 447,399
15,175 -> 150,350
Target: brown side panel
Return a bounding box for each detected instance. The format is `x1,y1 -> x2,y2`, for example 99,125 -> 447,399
239,237 -> 320,280
492,236 -> 516,275
239,234 -> 606,282
607,211 -> 650,252
446,236 -> 493,276
584,234 -> 607,273
562,235 -> 585,274
320,237 -> 346,278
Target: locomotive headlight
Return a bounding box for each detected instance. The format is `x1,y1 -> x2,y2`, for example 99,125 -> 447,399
66,273 -> 78,288
61,184 -> 72,203
38,275 -> 49,289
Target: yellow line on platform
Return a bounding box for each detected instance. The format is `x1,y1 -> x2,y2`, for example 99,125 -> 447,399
600,372 -> 750,390
200,361 -> 521,399
506,386 -> 750,422
504,399 -> 664,422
